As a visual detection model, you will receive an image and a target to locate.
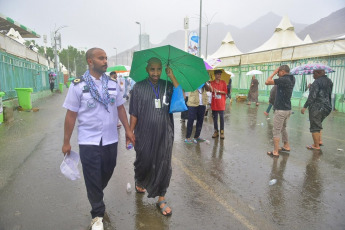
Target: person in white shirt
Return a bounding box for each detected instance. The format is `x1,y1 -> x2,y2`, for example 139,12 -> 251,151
62,48 -> 134,230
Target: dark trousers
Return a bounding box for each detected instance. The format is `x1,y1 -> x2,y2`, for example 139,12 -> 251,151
79,141 -> 118,218
186,105 -> 206,138
212,110 -> 224,131
50,83 -> 54,92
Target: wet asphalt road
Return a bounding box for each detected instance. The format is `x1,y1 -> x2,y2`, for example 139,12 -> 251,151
0,90 -> 344,230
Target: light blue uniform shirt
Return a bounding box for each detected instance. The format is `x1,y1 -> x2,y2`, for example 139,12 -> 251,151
63,75 -> 125,145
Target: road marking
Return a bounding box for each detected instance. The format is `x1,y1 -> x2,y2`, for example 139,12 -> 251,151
173,156 -> 257,230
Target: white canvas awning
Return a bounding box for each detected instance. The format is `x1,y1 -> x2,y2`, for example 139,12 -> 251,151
251,16 -> 304,53
210,32 -> 242,59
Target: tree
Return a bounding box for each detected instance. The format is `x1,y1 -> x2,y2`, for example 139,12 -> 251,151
59,46 -> 87,77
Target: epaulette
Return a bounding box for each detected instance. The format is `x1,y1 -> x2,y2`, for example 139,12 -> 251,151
72,76 -> 84,85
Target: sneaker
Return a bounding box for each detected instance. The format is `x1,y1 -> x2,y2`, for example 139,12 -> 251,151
184,138 -> 194,144
194,137 -> 206,143
91,217 -> 104,230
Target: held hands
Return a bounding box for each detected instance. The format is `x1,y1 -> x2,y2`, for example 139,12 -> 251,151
125,130 -> 136,147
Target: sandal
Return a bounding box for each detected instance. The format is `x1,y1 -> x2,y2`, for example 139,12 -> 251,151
135,182 -> 146,193
156,200 -> 172,216
306,145 -> 321,150
267,151 -> 279,158
278,147 -> 290,152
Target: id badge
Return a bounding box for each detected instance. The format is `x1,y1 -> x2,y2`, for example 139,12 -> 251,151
155,99 -> 161,108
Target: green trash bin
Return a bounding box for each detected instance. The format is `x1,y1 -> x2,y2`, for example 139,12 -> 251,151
0,92 -> 5,124
14,88 -> 33,110
59,83 -> 64,93
66,82 -> 71,88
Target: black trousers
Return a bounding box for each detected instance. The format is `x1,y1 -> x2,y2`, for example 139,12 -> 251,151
50,82 -> 54,92
186,105 -> 206,138
212,110 -> 224,131
79,141 -> 118,218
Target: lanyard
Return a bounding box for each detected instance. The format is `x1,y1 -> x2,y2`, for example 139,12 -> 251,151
148,80 -> 160,99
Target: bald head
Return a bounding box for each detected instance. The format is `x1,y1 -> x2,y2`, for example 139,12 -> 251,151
147,57 -> 162,68
86,48 -> 105,62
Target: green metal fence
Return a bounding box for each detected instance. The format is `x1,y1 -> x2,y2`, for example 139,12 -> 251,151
0,50 -> 63,100
223,56 -> 345,97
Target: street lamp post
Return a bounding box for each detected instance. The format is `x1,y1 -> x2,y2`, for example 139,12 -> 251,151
198,0 -> 202,57
205,13 -> 217,58
53,25 -> 67,84
113,47 -> 117,65
135,22 -> 141,51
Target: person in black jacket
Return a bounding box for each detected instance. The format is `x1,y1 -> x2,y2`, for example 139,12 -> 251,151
265,65 -> 295,157
301,69 -> 333,150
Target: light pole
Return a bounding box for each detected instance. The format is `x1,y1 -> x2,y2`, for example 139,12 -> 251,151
198,0 -> 202,57
53,25 -> 68,84
205,13 -> 217,58
135,21 -> 141,51
113,47 -> 117,65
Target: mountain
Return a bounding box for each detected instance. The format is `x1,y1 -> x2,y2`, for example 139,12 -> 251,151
297,7 -> 345,41
110,8 -> 344,64
234,12 -> 306,53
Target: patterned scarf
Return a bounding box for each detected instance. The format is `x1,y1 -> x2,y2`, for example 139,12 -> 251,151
83,70 -> 110,112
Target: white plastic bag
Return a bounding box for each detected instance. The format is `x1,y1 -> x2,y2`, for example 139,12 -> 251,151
60,150 -> 80,180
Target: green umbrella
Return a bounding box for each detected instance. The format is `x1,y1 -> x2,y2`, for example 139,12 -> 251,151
106,65 -> 129,73
129,45 -> 209,92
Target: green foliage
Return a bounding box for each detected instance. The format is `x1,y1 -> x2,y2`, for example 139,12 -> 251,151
24,40 -> 87,76
58,46 -> 87,77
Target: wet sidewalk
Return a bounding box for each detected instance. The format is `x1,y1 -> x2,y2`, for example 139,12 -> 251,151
0,90 -> 344,230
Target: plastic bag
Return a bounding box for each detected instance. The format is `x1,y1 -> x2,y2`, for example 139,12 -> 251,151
60,150 -> 81,181
169,85 -> 188,113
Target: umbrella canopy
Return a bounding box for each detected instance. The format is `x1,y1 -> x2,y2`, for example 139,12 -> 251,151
129,45 -> 209,92
204,61 -> 213,70
107,65 -> 130,73
290,63 -> 335,75
246,70 -> 263,75
208,69 -> 231,84
225,71 -> 235,77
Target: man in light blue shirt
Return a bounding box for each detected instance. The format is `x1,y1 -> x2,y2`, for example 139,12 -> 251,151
62,48 -> 135,230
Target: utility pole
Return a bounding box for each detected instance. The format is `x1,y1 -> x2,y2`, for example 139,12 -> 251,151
52,25 -> 67,84
198,0 -> 202,57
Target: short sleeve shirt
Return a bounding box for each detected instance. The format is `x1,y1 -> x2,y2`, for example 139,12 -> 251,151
63,75 -> 125,145
210,80 -> 227,111
274,75 -> 295,110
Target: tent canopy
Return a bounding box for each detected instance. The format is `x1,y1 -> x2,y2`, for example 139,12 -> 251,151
251,16 -> 303,53
210,32 -> 242,59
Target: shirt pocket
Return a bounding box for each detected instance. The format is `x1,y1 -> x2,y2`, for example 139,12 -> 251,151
81,93 -> 97,109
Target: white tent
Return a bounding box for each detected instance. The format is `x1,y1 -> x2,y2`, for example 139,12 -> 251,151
210,32 -> 242,58
251,15 -> 304,52
303,34 -> 313,44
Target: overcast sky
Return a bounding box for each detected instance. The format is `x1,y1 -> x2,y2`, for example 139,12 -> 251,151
1,0 -> 344,58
